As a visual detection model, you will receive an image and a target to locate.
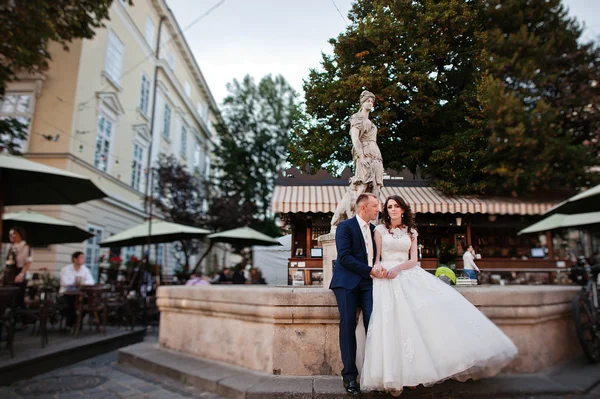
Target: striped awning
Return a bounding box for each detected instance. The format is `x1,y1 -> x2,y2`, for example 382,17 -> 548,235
271,185 -> 557,215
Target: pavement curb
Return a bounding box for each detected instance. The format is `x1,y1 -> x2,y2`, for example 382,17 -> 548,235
0,327 -> 146,386
118,342 -> 600,398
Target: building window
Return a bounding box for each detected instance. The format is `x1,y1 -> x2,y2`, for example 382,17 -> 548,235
184,81 -> 191,98
125,246 -> 136,261
204,156 -> 211,179
193,140 -> 201,173
0,93 -> 34,152
167,51 -> 175,71
85,226 -> 103,280
155,244 -> 164,266
94,114 -> 113,172
145,16 -> 155,47
139,73 -> 151,116
196,101 -> 209,123
163,104 -> 171,138
180,125 -> 187,158
131,142 -> 144,191
105,31 -> 124,84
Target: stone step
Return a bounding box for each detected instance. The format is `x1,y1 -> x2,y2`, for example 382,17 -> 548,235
118,342 -> 600,399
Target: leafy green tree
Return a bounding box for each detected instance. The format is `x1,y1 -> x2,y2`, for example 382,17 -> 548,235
153,154 -> 258,274
215,74 -> 301,226
293,0 -> 600,196
0,0 -> 118,153
152,154 -> 206,270
480,0 -> 600,195
291,0 -> 487,177
0,118 -> 28,155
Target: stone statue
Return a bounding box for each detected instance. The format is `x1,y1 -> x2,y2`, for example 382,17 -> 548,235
331,90 -> 384,229
330,176 -> 368,227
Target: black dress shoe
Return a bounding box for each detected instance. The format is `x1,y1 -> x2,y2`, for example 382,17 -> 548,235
346,380 -> 361,396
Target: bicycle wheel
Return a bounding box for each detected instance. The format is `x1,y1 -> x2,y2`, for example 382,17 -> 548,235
572,294 -> 600,363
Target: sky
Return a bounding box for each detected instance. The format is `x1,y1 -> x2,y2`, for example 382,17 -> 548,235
166,0 -> 600,105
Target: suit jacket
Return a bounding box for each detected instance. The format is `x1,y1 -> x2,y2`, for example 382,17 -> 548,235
329,216 -> 375,290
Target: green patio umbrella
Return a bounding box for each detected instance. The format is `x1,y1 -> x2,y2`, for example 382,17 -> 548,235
544,184 -> 600,216
518,212 -> 600,235
207,226 -> 282,247
2,210 -> 94,246
0,154 -> 107,250
99,219 -> 211,247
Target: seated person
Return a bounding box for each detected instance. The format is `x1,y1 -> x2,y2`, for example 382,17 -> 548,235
59,251 -> 95,329
60,251 -> 95,292
185,274 -> 210,286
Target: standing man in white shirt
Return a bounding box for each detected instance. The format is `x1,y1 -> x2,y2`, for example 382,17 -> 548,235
462,244 -> 481,280
60,251 -> 95,330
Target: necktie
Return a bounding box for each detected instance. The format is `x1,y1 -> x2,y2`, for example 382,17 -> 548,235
364,223 -> 373,266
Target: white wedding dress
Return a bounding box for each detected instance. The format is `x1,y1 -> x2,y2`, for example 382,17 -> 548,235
359,225 -> 518,394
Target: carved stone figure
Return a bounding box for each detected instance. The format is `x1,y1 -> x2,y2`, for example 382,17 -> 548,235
330,90 -> 384,229
350,90 -> 383,200
330,176 -> 368,227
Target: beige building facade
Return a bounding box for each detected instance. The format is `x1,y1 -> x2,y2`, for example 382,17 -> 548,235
1,0 -> 221,277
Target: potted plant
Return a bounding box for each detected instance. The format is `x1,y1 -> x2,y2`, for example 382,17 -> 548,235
125,255 -> 141,271
104,255 -> 121,282
39,267 -> 60,291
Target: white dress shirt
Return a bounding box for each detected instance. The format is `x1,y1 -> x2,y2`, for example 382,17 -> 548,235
462,251 -> 479,271
60,263 -> 95,293
356,215 -> 373,266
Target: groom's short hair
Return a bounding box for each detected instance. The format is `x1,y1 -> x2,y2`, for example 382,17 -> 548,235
356,192 -> 377,208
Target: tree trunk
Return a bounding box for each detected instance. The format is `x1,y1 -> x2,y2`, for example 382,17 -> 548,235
191,241 -> 214,275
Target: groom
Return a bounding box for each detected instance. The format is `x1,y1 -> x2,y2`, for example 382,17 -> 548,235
330,192 -> 382,396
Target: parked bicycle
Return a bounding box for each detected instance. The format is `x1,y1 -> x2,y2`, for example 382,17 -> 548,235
571,256 -> 600,363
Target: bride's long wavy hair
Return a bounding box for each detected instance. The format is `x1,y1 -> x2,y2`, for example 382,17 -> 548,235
381,195 -> 416,235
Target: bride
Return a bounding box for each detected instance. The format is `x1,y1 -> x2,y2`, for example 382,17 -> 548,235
359,195 -> 518,396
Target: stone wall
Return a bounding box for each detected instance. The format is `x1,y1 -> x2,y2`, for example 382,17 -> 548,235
157,285 -> 582,376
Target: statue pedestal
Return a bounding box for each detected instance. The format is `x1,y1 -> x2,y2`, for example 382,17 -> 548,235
318,232 -> 337,288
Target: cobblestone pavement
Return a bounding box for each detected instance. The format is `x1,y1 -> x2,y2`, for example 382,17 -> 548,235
0,350 -> 223,399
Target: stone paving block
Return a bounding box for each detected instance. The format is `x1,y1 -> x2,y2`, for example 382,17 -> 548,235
546,360 -> 600,393
216,372 -> 269,399
145,388 -> 184,398
0,389 -> 22,399
182,365 -> 244,393
120,343 -> 215,384
55,392 -> 85,399
87,392 -> 120,399
589,381 -> 600,396
409,375 -> 572,398
313,376 -> 347,399
245,377 -> 313,399
137,382 -> 162,393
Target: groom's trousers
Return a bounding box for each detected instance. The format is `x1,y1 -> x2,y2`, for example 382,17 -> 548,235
333,279 -> 373,382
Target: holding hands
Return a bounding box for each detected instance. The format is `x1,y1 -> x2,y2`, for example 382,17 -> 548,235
370,263 -> 389,279
372,262 -> 417,280
370,262 -> 406,279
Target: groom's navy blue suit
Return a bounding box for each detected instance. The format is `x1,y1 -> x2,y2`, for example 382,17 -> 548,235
330,216 -> 375,383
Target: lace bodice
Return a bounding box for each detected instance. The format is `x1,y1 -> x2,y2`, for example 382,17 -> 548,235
375,224 -> 417,264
